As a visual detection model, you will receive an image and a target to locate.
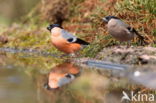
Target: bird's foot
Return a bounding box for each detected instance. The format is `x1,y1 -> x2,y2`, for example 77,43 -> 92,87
69,53 -> 79,58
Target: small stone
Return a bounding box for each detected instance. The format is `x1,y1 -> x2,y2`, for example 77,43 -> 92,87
0,35 -> 8,44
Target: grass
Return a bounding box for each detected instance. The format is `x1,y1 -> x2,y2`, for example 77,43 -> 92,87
114,0 -> 156,43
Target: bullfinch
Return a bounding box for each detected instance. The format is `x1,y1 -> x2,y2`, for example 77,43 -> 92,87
102,16 -> 146,44
47,24 -> 89,54
44,62 -> 80,89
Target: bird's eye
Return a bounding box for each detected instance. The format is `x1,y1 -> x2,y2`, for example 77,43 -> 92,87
105,17 -> 109,20
65,73 -> 72,78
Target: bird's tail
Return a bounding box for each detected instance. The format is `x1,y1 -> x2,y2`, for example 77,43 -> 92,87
76,38 -> 90,45
133,29 -> 148,45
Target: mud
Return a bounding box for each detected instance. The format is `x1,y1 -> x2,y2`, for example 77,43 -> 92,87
96,46 -> 156,65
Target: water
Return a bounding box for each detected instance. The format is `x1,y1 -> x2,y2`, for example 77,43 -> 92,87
0,50 -> 156,103
0,68 -> 37,103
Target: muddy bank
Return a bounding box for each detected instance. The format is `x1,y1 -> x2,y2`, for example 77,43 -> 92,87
1,45 -> 156,66
96,46 -> 156,65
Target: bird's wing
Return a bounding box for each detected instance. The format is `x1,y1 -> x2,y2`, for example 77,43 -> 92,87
116,19 -> 142,38
61,29 -> 77,42
116,20 -> 142,36
73,38 -> 89,45
127,27 -> 144,39
126,26 -> 147,45
116,19 -> 130,28
61,29 -> 89,45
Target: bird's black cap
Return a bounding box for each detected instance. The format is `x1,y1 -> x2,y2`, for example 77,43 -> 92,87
47,24 -> 62,31
103,16 -> 119,23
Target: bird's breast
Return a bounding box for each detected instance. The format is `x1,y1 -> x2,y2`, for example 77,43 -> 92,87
108,25 -> 134,42
51,36 -> 81,53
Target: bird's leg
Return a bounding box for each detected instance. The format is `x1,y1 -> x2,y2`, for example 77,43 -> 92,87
69,53 -> 76,58
69,52 -> 83,58
60,54 -> 69,58
60,53 -> 76,58
138,38 -> 148,46
118,41 -> 125,48
126,41 -> 131,48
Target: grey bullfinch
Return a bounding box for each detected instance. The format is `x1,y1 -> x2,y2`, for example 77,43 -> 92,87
103,16 -> 146,44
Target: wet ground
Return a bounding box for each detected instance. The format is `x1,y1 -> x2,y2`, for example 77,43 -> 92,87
0,47 -> 156,103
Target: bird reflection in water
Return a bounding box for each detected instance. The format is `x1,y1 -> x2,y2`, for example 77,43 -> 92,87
44,62 -> 80,90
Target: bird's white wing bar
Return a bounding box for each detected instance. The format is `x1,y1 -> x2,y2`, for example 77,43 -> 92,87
61,29 -> 77,43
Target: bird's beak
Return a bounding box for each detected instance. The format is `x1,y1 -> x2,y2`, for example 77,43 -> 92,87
44,82 -> 59,90
102,18 -> 108,23
44,82 -> 51,90
47,25 -> 52,32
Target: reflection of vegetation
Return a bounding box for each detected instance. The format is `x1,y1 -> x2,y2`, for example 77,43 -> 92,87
0,52 -> 64,76
1,51 -> 156,103
36,67 -> 156,103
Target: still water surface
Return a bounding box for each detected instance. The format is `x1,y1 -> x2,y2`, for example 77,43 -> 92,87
0,68 -> 37,103
0,51 -> 156,103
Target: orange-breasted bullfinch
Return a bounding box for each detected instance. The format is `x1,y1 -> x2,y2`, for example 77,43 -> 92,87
44,62 -> 80,89
102,16 -> 145,43
47,24 -> 89,54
